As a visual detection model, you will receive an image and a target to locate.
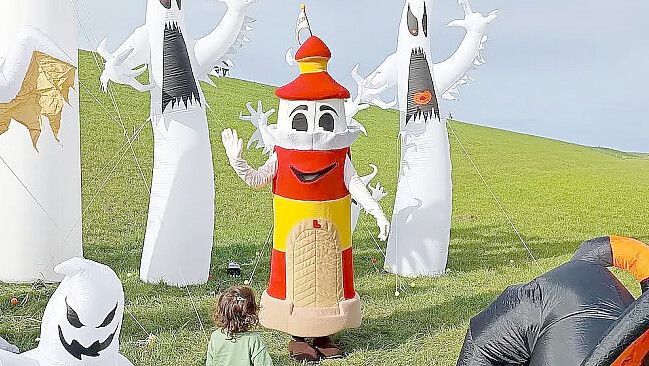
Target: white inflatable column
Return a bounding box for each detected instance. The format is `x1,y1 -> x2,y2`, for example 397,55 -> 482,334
385,120 -> 452,276
0,0 -> 82,283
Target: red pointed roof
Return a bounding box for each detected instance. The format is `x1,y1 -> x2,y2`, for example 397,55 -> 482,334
276,36 -> 350,101
295,36 -> 331,61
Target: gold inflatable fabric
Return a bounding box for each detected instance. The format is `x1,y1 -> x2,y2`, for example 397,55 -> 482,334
0,51 -> 76,150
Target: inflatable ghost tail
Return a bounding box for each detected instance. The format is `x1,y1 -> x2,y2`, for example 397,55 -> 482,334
572,236 -> 649,291
574,236 -> 649,366
457,236 -> 649,366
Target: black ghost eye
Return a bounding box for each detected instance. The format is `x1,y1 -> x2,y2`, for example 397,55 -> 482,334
292,113 -> 308,132
319,113 -> 335,132
176,0 -> 181,9
98,303 -> 118,328
159,0 -> 172,9
65,298 -> 84,328
407,5 -> 419,36
422,3 -> 428,37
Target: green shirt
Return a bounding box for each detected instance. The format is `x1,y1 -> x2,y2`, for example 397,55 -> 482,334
206,330 -> 273,366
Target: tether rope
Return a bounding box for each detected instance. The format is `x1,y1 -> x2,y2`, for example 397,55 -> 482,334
0,154 -> 62,231
247,224 -> 274,285
447,120 -> 542,271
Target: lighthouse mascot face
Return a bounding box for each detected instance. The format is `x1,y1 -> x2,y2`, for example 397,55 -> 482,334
0,258 -> 133,366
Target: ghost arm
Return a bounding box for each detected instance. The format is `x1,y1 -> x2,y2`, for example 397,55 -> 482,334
433,3 -> 499,95
105,25 -> 150,72
193,1 -> 254,79
432,30 -> 485,95
97,26 -> 151,92
345,157 -> 390,240
362,53 -> 398,97
0,26 -> 74,103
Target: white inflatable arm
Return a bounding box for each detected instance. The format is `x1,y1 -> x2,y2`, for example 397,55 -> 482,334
222,128 -> 277,189
0,349 -> 39,366
194,0 -> 255,79
97,26 -> 151,93
0,26 -> 74,103
433,0 -> 499,95
345,157 -> 390,241
0,338 -> 18,354
364,53 -> 398,91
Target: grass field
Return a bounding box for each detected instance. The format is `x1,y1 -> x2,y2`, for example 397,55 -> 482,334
2,51 -> 649,365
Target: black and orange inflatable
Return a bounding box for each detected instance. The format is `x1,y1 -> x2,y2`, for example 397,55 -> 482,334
457,236 -> 649,366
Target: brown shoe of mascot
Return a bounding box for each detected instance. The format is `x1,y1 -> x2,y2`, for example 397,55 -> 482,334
288,337 -> 319,362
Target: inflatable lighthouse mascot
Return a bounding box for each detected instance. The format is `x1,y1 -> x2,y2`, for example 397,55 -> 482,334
222,8 -> 390,362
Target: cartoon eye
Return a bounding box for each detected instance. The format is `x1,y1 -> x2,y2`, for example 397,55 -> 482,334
318,105 -> 338,132
407,5 -> 419,36
97,303 -> 118,328
65,298 -> 84,328
159,0 -> 172,9
176,0 -> 181,9
422,3 -> 428,37
292,113 -> 308,132
319,114 -> 335,132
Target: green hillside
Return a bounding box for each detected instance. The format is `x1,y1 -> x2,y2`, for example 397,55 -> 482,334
2,51 -> 649,365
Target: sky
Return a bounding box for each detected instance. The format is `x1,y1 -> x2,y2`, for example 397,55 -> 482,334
78,0 -> 649,152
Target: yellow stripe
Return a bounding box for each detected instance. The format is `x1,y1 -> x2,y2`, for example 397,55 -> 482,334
273,195 -> 351,252
298,58 -> 328,74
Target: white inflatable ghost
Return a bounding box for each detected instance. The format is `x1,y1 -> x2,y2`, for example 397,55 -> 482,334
98,0 -> 258,286
351,164 -> 388,233
362,0 -> 498,276
0,258 -> 132,366
0,337 -> 18,354
0,0 -> 83,283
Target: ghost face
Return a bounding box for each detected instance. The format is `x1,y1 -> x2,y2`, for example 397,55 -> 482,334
36,259 -> 126,364
277,99 -> 347,134
148,0 -> 183,18
399,0 -> 440,124
146,0 -> 200,108
57,297 -> 121,360
159,0 -> 182,10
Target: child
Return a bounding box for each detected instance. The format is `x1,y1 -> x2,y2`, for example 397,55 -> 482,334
206,286 -> 273,366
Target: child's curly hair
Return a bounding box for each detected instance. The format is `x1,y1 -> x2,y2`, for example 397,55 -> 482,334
213,286 -> 259,338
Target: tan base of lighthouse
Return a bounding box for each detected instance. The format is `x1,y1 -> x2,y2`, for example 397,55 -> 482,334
259,290 -> 362,338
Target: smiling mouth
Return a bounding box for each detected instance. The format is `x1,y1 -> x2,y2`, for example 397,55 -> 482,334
58,325 -> 116,360
291,164 -> 337,183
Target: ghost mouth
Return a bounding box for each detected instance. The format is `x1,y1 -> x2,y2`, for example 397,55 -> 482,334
162,21 -> 201,112
406,47 -> 439,124
58,325 -> 116,360
291,164 -> 337,183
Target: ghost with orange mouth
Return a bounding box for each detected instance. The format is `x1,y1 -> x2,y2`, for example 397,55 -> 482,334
222,32 -> 390,361
360,0 -> 499,277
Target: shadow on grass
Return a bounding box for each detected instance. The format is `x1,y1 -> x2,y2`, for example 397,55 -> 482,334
340,291 -> 500,353
448,225 -> 580,272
